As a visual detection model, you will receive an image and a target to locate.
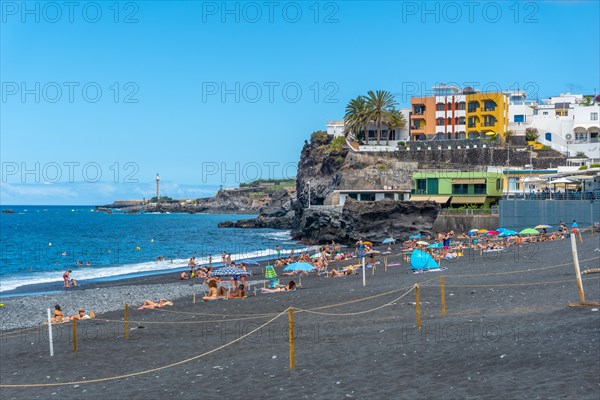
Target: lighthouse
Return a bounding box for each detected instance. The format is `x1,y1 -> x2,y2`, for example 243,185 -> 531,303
155,173 -> 160,200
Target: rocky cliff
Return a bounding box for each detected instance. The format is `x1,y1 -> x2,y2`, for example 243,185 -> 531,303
218,189 -> 296,229
297,200 -> 439,244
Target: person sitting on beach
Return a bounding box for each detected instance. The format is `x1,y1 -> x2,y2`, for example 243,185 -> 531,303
71,308 -> 94,320
261,280 -> 296,293
229,283 -> 246,299
138,299 -> 173,310
51,304 -> 66,323
202,280 -> 227,301
180,272 -> 189,280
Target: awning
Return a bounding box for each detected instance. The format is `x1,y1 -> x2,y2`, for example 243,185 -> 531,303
451,196 -> 487,204
410,195 -> 450,203
452,178 -> 486,184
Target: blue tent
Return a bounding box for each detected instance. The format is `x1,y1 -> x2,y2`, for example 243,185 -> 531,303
410,250 -> 439,270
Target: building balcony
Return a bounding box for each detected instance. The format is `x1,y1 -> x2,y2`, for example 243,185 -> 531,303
413,110 -> 425,115
483,121 -> 496,127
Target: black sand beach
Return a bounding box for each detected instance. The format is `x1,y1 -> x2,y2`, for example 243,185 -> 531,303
1,233 -> 599,399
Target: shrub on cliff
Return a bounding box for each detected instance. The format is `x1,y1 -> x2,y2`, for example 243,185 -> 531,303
310,131 -> 330,145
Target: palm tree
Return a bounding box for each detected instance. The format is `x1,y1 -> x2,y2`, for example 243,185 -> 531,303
366,90 -> 397,145
385,109 -> 406,146
344,96 -> 370,145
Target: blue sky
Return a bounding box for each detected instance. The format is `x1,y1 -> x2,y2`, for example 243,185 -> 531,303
1,0 -> 599,205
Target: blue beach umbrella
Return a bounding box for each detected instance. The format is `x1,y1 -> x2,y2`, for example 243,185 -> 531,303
408,234 -> 422,239
498,230 -> 518,237
410,250 -> 439,271
382,237 -> 396,244
496,228 -> 507,232
241,260 -> 260,266
211,267 -> 250,277
283,262 -> 316,272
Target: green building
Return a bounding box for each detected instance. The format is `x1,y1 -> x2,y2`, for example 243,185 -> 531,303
411,171 -> 503,208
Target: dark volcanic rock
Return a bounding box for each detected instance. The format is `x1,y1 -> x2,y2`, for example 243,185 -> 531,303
218,190 -> 296,229
293,199 -> 440,244
2,209 -> 15,214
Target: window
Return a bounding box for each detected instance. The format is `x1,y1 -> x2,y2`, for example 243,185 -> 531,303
458,116 -> 466,125
468,101 -> 479,112
508,177 -> 519,191
474,184 -> 486,194
437,118 -> 445,126
457,102 -> 466,110
447,118 -> 452,125
543,111 -> 548,115
575,131 -> 588,141
348,193 -> 358,200
592,112 -> 598,121
496,179 -> 501,191
436,103 -> 445,111
416,179 -> 426,194
452,184 -> 468,194
384,193 -> 394,200
360,193 -> 376,201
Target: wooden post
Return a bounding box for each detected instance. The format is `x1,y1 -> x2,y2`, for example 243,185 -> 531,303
288,307 -> 295,370
372,263 -> 375,275
570,234 -> 586,303
125,304 -> 129,339
440,276 -> 446,317
415,285 -> 421,329
384,256 -> 388,272
72,318 -> 77,352
193,293 -> 196,304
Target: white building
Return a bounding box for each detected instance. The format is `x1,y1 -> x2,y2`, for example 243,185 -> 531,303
529,94 -> 600,158
331,189 -> 411,206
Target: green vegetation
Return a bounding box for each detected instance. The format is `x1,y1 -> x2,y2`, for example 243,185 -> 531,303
344,90 -> 406,146
525,127 -> 539,141
329,136 -> 347,153
397,141 -> 406,147
579,166 -> 588,170
150,196 -> 173,202
575,151 -> 587,158
310,130 -> 329,145
240,178 -> 296,190
590,163 -> 600,168
375,163 -> 390,171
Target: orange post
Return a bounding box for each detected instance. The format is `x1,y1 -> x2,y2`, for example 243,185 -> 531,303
72,318 -> 77,352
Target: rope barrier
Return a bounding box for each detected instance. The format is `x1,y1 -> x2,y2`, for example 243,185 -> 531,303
421,276 -> 599,289
0,308 -> 290,388
296,285 -> 416,316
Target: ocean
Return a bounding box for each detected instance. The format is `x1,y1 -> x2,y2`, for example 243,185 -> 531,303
0,205 -> 304,295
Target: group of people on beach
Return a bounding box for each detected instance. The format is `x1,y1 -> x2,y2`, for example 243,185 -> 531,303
49,304 -> 94,324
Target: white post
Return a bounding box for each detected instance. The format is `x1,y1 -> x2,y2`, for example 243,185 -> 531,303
47,308 -> 54,357
570,233 -> 586,303
362,256 -> 366,286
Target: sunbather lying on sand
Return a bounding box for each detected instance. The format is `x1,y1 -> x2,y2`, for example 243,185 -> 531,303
261,280 -> 296,293
138,299 -> 173,309
328,265 -> 358,277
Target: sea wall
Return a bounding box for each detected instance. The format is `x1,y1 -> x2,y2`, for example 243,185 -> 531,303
433,215 -> 500,233
499,199 -> 600,230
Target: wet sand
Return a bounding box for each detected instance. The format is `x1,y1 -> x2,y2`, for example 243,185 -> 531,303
1,233 -> 599,399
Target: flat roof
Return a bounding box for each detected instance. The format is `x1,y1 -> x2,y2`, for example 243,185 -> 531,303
336,189 -> 411,193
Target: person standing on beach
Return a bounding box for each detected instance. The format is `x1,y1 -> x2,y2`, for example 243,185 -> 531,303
209,254 -> 213,268
276,245 -> 281,259
571,220 -> 578,232
63,270 -> 72,288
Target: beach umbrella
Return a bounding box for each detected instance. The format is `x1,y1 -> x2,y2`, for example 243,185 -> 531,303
408,234 -> 422,239
478,229 -> 488,234
211,267 -> 250,277
283,262 -> 316,287
534,225 -> 552,230
363,241 -> 373,246
496,228 -> 507,232
427,242 -> 443,249
382,237 -> 396,244
241,260 -> 260,266
498,230 -> 518,237
416,241 -> 429,246
486,230 -> 499,236
468,229 -> 479,233
519,228 -> 540,235
410,249 -> 439,270
283,262 -> 316,272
